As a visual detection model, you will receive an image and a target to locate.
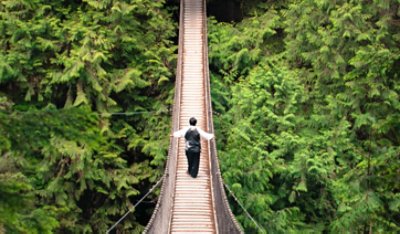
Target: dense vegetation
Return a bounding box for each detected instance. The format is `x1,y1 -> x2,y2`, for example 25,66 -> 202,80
209,0 -> 400,233
0,0 -> 176,233
0,0 -> 399,233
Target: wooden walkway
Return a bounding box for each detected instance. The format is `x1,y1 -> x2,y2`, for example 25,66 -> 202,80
144,0 -> 242,233
170,0 -> 216,233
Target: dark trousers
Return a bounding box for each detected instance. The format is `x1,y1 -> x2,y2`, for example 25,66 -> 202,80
186,150 -> 200,178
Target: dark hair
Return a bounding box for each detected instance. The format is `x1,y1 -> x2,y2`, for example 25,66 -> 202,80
189,117 -> 197,126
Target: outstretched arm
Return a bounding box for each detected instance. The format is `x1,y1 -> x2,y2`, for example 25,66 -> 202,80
173,127 -> 189,138
197,128 -> 214,140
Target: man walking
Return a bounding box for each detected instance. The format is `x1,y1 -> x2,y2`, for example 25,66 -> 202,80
173,117 -> 214,178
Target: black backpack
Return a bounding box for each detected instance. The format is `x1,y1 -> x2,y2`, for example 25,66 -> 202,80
185,128 -> 201,153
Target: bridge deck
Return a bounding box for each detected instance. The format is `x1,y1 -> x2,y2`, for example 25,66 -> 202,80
144,0 -> 242,233
170,0 -> 216,233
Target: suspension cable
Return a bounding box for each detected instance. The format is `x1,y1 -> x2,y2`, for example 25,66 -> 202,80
101,111 -> 159,116
4,110 -> 160,117
106,177 -> 164,233
223,183 -> 266,233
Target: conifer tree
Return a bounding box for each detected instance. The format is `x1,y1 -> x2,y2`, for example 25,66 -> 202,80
0,0 -> 176,232
208,0 -> 400,232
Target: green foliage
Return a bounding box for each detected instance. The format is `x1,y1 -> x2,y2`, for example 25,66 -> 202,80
0,157 -> 59,233
1,0 -> 399,232
0,0 -> 176,232
209,0 -> 400,232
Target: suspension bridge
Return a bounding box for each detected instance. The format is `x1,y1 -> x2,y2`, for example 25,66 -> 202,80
144,0 -> 243,233
109,0 -> 243,233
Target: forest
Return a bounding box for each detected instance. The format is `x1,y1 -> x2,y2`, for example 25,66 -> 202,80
0,0 -> 399,233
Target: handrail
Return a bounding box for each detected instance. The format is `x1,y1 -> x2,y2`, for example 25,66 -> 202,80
202,0 -> 219,231
202,0 -> 243,232
143,0 -> 184,232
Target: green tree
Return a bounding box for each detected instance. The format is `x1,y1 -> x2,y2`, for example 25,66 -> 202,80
0,0 -> 177,232
208,0 -> 400,232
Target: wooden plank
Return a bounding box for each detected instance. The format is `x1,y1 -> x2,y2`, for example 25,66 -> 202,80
170,1 -> 216,233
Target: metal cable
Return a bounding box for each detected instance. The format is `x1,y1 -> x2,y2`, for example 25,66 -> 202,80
101,111 -> 159,116
106,177 -> 164,233
223,183 -> 266,233
4,110 -> 160,116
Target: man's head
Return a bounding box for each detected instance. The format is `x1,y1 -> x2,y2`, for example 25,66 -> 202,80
189,117 -> 197,126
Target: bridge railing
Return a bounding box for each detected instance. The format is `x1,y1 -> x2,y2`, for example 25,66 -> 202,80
143,0 -> 184,232
202,0 -> 243,232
